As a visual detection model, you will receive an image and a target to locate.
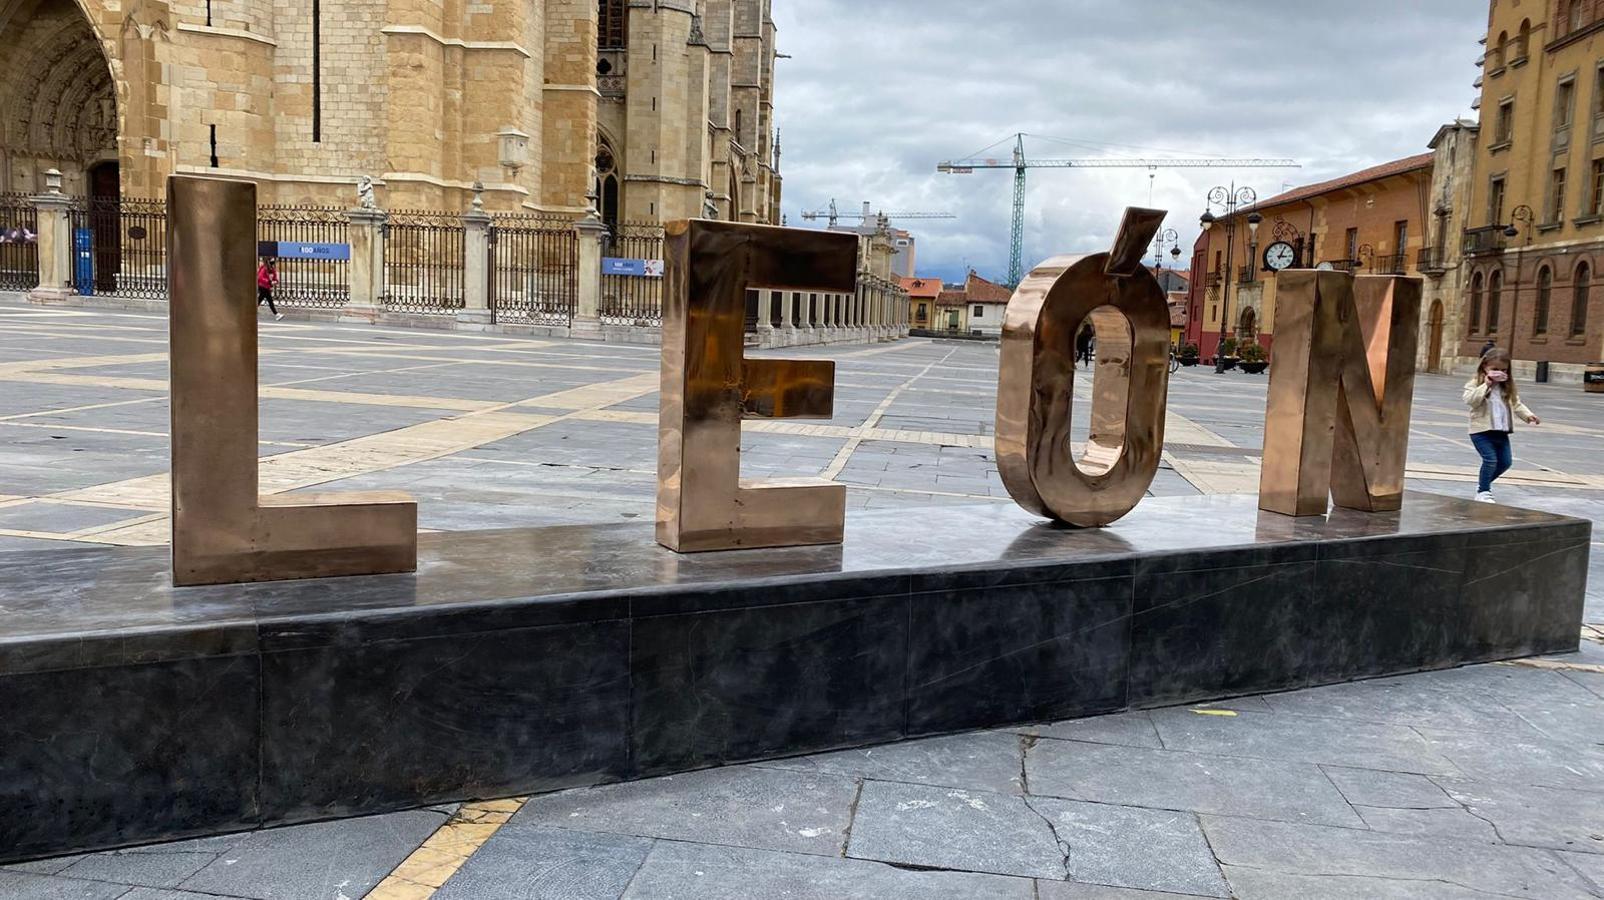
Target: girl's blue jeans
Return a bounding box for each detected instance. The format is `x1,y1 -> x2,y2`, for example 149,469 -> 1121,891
1471,431 -> 1512,493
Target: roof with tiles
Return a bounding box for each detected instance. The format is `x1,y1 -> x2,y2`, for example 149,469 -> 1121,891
1250,153 -> 1434,211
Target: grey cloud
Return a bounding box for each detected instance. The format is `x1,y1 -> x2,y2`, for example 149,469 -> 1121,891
771,0 -> 1483,283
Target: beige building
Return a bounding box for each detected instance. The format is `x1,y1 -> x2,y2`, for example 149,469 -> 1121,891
0,0 -> 781,221
1458,0 -> 1604,380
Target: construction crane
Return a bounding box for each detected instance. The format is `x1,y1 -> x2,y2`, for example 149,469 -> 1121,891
800,199 -> 956,229
937,133 -> 1301,286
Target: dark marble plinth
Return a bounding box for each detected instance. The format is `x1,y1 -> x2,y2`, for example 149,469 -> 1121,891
0,493 -> 1589,862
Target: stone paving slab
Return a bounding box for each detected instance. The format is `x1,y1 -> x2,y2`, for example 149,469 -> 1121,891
1025,737 -> 1367,827
1029,797 -> 1229,897
844,780 -> 1065,879
620,840 -> 1037,900
1201,815 -> 1600,899
511,765 -> 858,857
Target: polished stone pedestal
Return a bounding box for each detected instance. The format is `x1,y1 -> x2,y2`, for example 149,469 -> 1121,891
0,493 -> 1589,862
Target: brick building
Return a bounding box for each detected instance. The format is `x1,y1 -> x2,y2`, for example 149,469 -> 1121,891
1184,154 -> 1434,362
0,0 -> 781,222
1457,0 -> 1604,380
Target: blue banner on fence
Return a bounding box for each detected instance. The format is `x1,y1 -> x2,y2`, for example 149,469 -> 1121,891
73,228 -> 93,296
258,241 -> 351,261
602,257 -> 663,277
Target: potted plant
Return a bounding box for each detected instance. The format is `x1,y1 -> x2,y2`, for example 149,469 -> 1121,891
1218,337 -> 1239,371
1177,342 -> 1200,366
1238,342 -> 1269,375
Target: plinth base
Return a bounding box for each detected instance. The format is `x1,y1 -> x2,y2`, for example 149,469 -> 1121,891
0,493 -> 1588,862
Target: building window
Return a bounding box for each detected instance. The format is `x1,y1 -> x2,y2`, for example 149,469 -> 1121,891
734,109 -> 743,142
973,305 -> 983,318
1488,270 -> 1503,333
1574,262 -> 1592,336
1493,31 -> 1508,69
1557,78 -> 1577,130
1549,167 -> 1569,223
1515,19 -> 1530,62
598,0 -> 627,50
1495,99 -> 1514,146
1345,227 -> 1359,263
1590,159 -> 1604,216
1595,66 -> 1604,119
1489,176 -> 1507,226
1535,266 -> 1552,335
595,141 -> 620,233
1469,271 -> 1484,334
1393,220 -> 1408,271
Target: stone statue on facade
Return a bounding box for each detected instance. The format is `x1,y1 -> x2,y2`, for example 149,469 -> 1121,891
357,176 -> 377,210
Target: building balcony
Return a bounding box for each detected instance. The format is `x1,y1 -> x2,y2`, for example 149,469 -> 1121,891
1418,246 -> 1447,276
1372,253 -> 1407,275
1462,225 -> 1508,257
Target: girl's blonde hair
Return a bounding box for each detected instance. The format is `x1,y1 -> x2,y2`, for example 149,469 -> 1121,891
1477,348 -> 1521,404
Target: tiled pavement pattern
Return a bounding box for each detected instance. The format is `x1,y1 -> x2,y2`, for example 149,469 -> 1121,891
2,295 -> 1603,899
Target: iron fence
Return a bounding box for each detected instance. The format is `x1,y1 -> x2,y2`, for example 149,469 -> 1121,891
68,197 -> 167,299
256,204 -> 351,308
0,193 -> 38,291
1372,253 -> 1408,275
600,221 -> 665,326
383,210 -> 464,315
489,214 -> 576,326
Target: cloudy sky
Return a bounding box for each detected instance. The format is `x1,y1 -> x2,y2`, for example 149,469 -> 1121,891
770,0 -> 1485,285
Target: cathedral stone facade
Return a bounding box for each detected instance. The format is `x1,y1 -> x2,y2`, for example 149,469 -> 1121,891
0,0 -> 781,222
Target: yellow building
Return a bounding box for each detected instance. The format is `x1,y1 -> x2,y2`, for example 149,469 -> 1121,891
0,0 -> 781,222
1460,0 -> 1604,378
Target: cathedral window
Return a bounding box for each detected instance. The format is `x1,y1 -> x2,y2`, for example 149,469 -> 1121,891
599,0 -> 627,50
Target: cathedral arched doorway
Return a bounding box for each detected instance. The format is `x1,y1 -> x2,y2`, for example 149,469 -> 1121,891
0,0 -> 118,195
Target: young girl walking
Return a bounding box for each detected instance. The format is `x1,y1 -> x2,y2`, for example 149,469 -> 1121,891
1462,349 -> 1541,503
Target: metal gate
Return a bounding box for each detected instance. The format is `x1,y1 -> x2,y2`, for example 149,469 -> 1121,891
383,210 -> 464,315
257,205 -> 351,308
489,214 -> 576,326
0,193 -> 39,291
68,197 -> 167,299
600,221 -> 664,326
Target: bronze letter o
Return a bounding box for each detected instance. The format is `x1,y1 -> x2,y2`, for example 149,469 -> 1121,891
995,246 -> 1171,527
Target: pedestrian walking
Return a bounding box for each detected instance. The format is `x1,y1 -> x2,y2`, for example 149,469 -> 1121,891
1075,326 -> 1093,369
1462,348 -> 1541,503
256,260 -> 283,320
1480,337 -> 1496,357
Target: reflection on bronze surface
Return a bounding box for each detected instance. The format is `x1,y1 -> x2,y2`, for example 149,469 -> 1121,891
995,208 -> 1172,527
1258,271 -> 1422,517
656,220 -> 857,552
168,176 -> 417,586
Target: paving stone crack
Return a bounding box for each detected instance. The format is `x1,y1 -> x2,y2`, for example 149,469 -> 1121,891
1021,794 -> 1071,881
839,777 -> 865,858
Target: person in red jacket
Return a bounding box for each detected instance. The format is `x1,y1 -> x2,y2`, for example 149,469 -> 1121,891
256,260 -> 283,320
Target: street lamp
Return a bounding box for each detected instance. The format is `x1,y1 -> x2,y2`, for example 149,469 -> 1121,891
1151,227 -> 1181,273
1200,184 -> 1258,373
1500,204 -> 1535,345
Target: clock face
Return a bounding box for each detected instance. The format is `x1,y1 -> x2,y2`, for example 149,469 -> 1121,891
1263,241 -> 1298,272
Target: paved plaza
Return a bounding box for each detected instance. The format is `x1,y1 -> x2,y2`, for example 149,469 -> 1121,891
1,296 -> 1602,899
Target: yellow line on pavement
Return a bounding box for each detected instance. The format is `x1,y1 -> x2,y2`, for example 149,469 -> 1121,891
366,798 -> 529,899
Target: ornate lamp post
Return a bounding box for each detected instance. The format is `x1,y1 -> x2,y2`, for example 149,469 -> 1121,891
1151,227 -> 1181,273
1500,204 -> 1534,345
1199,185 -> 1260,373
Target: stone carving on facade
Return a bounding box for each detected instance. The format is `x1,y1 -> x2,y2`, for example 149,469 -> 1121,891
357,176 -> 377,209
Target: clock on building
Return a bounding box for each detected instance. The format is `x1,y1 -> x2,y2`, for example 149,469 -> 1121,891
1263,241 -> 1298,272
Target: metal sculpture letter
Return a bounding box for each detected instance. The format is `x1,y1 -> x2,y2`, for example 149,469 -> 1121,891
996,208 -> 1172,527
1258,270 -> 1422,517
168,175 -> 417,586
657,220 -> 858,551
